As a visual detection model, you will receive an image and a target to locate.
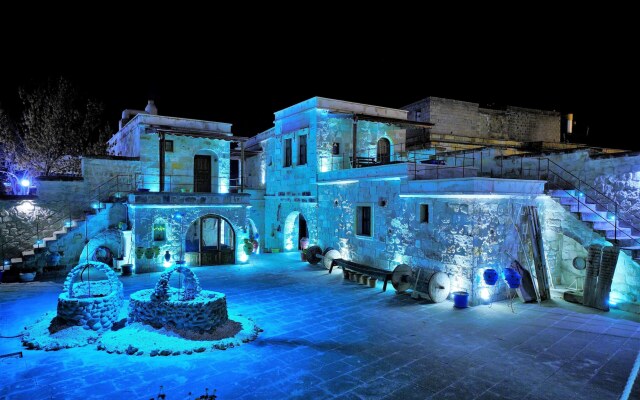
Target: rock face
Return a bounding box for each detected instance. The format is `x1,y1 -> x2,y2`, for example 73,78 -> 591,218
56,261 -> 124,332
128,265 -> 228,332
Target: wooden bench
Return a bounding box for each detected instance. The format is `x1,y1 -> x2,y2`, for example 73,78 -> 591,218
331,259 -> 394,292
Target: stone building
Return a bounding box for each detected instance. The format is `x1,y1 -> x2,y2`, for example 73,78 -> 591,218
4,96 -> 640,314
1,102 -> 254,276
245,96 -> 640,310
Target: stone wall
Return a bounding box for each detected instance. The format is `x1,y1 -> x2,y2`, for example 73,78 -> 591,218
1,175 -> 128,265
134,133 -> 231,193
244,151 -> 265,190
245,189 -> 266,251
316,116 -> 407,172
0,199 -> 50,261
108,123 -> 140,157
130,203 -> 249,269
264,197 -> 317,252
404,97 -> 560,143
545,151 -> 640,230
82,157 -> 141,194
536,196 -> 640,312
317,178 -> 535,303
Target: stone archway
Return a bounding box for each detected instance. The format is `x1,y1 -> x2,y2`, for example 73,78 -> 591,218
79,229 -> 125,268
284,211 -> 309,251
184,214 -> 236,265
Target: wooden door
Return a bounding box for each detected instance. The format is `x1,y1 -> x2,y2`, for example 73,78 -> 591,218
194,155 -> 212,192
377,138 -> 391,164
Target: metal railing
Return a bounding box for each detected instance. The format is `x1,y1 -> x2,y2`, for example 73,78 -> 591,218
134,173 -> 235,194
493,154 -> 640,247
318,141 -> 491,181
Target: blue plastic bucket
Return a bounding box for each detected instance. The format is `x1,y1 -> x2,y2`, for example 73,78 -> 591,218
453,291 -> 469,308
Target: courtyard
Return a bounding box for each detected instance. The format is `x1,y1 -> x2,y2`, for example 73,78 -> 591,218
1,252 -> 639,399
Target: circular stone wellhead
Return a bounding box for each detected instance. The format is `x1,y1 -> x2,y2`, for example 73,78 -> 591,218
128,265 -> 229,332
56,261 -> 124,332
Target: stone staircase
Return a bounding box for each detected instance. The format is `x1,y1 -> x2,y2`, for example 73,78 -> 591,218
11,203 -> 110,269
548,189 -> 640,262
7,174 -> 138,274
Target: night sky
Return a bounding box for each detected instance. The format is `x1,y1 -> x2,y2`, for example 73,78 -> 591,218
0,26 -> 631,150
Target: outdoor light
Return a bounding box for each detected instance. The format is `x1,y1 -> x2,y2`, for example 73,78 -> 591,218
163,250 -> 172,268
20,179 -> 30,187
480,287 -> 491,301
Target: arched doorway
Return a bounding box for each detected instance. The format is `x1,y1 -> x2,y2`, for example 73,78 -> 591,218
185,214 -> 235,265
193,151 -> 219,193
376,138 -> 391,164
284,211 -> 309,251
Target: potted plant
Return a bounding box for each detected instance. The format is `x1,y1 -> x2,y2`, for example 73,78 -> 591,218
121,263 -> 133,276
19,266 -> 37,282
144,247 -> 155,260
243,239 -> 254,256
135,246 -> 145,259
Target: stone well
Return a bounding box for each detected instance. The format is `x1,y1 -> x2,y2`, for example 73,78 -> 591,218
56,261 -> 124,332
128,265 -> 228,332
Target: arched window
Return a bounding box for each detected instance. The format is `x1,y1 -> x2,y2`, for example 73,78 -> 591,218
376,138 -> 391,164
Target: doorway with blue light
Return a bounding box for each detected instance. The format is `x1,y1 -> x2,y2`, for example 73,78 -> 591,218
185,214 -> 235,265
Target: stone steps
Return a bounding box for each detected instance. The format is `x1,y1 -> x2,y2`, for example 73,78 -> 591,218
549,189 -> 640,263
11,205 -> 113,269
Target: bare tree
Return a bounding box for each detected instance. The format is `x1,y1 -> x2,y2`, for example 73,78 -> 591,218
0,77 -> 111,177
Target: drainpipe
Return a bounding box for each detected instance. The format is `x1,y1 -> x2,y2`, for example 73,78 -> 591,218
352,115 -> 358,167
159,131 -> 165,192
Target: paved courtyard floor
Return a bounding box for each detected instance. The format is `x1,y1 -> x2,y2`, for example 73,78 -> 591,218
1,252 -> 640,399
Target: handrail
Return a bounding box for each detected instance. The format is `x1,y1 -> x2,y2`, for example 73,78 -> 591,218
494,152 -> 640,247
544,158 -> 612,206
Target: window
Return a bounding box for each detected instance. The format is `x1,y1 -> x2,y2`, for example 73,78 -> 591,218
284,138 -> 292,167
298,135 -> 307,165
420,204 -> 429,223
153,222 -> 167,241
356,205 -> 372,237
164,140 -> 174,152
332,142 -> 340,155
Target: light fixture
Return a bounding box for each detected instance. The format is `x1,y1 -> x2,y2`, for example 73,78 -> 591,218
20,179 -> 30,187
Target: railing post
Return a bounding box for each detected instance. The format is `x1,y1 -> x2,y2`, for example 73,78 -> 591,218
520,156 -> 523,177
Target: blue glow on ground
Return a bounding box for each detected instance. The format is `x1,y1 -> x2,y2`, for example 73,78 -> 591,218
1,253 -> 639,399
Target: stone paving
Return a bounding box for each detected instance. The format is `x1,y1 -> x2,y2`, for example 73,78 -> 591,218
1,252 -> 640,399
